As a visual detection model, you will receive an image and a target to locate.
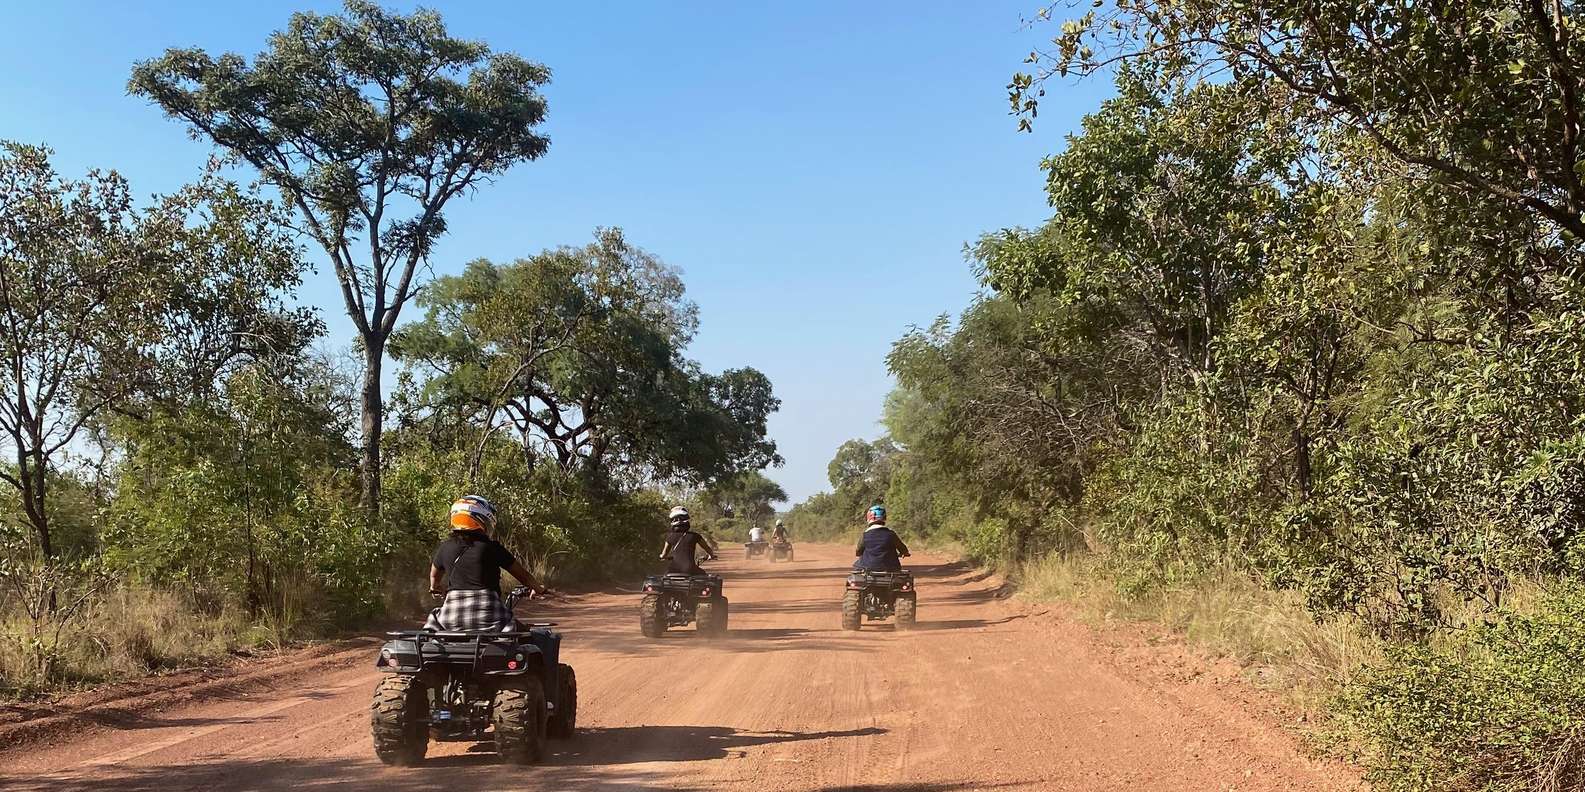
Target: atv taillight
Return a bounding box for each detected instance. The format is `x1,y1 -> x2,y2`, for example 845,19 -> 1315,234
701,588 -> 712,597
901,583 -> 912,591
643,585 -> 655,592
506,660 -> 519,670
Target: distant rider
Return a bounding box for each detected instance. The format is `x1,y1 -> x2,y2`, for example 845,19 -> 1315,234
853,505 -> 909,571
660,506 -> 718,574
748,524 -> 766,543
773,520 -> 789,543
427,495 -> 545,631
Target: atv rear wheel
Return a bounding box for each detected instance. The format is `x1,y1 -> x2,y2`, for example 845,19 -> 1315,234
548,663 -> 578,739
896,593 -> 917,630
493,676 -> 548,764
370,675 -> 429,766
841,590 -> 862,631
639,593 -> 665,638
696,597 -> 729,637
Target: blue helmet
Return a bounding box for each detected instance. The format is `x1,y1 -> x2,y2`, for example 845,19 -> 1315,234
866,505 -> 886,525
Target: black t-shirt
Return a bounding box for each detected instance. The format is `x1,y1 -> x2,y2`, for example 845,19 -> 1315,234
664,530 -> 707,573
433,532 -> 517,591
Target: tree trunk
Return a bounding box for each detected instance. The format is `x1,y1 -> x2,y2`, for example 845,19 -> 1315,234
17,444 -> 55,611
360,335 -> 386,518
1294,426 -> 1312,500
17,447 -> 50,560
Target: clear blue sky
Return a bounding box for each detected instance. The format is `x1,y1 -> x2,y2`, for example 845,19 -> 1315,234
0,1 -> 1108,504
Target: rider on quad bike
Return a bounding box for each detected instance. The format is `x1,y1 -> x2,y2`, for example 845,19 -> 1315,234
660,506 -> 718,573
854,505 -> 910,571
773,520 -> 789,543
374,496 -> 575,767
427,495 -> 546,631
842,504 -> 917,630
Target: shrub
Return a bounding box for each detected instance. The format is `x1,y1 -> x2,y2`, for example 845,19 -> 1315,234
1335,583 -> 1585,792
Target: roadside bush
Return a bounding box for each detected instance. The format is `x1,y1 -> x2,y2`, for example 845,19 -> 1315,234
1335,583 -> 1585,792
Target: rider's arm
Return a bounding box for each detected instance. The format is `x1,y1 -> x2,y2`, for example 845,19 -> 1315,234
659,537 -> 673,560
894,535 -> 911,557
429,563 -> 444,594
505,559 -> 543,592
854,537 -> 864,557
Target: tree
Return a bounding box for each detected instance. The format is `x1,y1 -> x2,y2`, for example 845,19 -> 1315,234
0,143 -> 309,566
390,229 -> 781,488
130,0 -> 552,515
695,471 -> 788,524
1014,0 -> 1585,243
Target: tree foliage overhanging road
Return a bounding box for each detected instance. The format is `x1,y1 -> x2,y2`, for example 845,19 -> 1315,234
789,3 -> 1585,789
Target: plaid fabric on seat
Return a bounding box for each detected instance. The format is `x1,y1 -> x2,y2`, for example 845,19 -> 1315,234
425,588 -> 512,631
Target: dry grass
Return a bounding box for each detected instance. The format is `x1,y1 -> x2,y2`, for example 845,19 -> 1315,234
0,584 -> 265,698
1016,552 -> 1380,710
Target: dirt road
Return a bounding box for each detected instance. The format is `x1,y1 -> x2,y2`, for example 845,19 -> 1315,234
0,544 -> 1356,791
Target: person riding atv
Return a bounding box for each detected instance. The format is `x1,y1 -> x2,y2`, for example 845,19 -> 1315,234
427,495 -> 547,631
854,505 -> 909,571
660,506 -> 718,573
772,520 -> 789,543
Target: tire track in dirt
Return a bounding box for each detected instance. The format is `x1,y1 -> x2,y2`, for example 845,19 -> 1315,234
0,544 -> 1360,791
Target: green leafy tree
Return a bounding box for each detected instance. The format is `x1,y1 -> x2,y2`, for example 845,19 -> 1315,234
130,0 -> 552,515
0,143 -> 308,566
1016,0 -> 1585,240
389,229 -> 781,487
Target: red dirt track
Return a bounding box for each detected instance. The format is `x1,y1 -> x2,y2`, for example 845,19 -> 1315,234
0,544 -> 1358,791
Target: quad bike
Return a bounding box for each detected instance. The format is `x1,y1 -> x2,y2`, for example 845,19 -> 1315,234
744,540 -> 769,559
371,586 -> 578,766
639,573 -> 729,637
841,570 -> 917,631
769,540 -> 794,562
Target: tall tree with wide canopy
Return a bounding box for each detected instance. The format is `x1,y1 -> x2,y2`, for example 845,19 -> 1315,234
389,229 -> 782,488
130,0 -> 552,515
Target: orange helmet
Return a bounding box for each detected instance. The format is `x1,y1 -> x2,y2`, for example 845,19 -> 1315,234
449,495 -> 497,533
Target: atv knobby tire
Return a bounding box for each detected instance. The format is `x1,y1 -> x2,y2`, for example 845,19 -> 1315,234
639,593 -> 665,638
548,663 -> 578,739
696,597 -> 729,637
895,593 -> 917,630
370,674 -> 429,766
493,675 -> 548,764
841,590 -> 862,631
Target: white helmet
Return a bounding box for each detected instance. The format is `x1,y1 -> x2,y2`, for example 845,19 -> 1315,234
775,519 -> 785,527
668,506 -> 690,528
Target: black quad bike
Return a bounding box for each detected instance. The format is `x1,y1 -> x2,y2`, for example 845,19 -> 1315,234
370,586 -> 578,766
744,540 -> 769,559
841,570 -> 917,631
639,573 -> 729,637
769,540 -> 794,563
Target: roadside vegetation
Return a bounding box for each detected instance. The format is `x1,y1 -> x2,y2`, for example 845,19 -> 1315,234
0,2 -> 779,698
791,3 -> 1585,790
